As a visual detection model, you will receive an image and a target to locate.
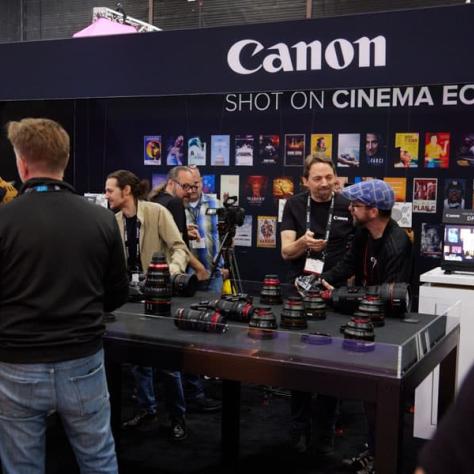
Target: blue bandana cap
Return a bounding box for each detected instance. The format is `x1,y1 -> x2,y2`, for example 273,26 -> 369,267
342,179 -> 395,210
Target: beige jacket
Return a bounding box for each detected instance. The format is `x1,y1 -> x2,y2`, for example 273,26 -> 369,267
115,200 -> 189,274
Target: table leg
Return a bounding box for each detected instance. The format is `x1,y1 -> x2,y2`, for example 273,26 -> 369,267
438,344 -> 458,419
221,379 -> 241,464
374,382 -> 403,474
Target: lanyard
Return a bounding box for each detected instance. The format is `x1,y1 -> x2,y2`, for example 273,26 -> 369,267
305,192 -> 335,261
24,184 -> 64,193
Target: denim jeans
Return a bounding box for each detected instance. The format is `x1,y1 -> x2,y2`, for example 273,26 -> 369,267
0,349 -> 117,474
131,365 -> 185,420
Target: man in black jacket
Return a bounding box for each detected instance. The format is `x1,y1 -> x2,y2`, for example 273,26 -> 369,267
322,179 -> 412,287
0,118 -> 129,474
322,179 -> 413,474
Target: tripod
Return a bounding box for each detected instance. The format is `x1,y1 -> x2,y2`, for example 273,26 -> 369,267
210,227 -> 243,295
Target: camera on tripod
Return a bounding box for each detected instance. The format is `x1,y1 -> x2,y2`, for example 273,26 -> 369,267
207,196 -> 245,237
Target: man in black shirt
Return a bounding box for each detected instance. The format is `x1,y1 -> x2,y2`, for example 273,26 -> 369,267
0,118 -> 129,474
280,155 -> 353,457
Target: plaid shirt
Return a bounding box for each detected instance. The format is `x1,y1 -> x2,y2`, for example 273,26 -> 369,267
185,193 -> 222,271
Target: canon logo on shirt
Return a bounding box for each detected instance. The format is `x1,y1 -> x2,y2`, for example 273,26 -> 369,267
227,36 -> 386,75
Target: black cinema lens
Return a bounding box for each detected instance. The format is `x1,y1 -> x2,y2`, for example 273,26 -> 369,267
143,252 -> 172,317
280,296 -> 307,330
171,272 -> 198,297
174,307 -> 227,333
248,305 -> 278,340
342,317 -> 375,352
324,282 -> 410,316
303,290 -> 327,320
260,274 -> 283,305
214,295 -> 254,322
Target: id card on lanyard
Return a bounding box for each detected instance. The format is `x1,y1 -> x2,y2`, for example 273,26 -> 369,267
304,193 -> 335,275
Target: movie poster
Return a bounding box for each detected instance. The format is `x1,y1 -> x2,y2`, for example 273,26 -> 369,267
278,199 -> 287,222
220,175 -> 239,204
258,134 -> 280,165
284,134 -> 305,166
210,135 -> 230,166
424,132 -> 450,169
421,223 -> 443,258
166,135 -> 184,165
144,135 -> 162,166
443,179 -> 465,209
233,215 -> 253,247
244,176 -> 268,206
363,133 -> 386,168
151,173 -> 167,190
310,133 -> 332,159
413,178 -> 438,213
235,135 -> 254,166
257,216 -> 277,248
335,176 -> 349,192
394,133 -> 419,168
272,177 -> 294,199
456,133 -> 474,166
384,177 -> 407,202
391,202 -> 413,228
337,133 -> 360,168
202,174 -> 215,194
188,136 -> 206,166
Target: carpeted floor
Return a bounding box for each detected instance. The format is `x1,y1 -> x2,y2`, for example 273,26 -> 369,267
45,377 -> 425,474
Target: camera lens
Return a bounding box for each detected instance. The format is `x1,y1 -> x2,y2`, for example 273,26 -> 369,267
214,295 -> 254,322
171,272 -> 198,297
342,316 -> 375,352
357,288 -> 385,327
248,305 -> 278,340
260,274 -> 283,305
280,296 -> 307,330
174,307 -> 227,333
143,253 -> 172,317
303,290 -> 327,320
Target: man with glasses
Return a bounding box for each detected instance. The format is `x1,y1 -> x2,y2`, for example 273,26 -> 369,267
184,165 -> 227,294
150,166 -> 209,282
280,155 -> 354,459
150,166 -> 221,414
321,179 -> 413,474
321,179 -> 412,288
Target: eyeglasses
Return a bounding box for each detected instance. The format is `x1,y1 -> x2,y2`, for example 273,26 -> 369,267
173,180 -> 198,192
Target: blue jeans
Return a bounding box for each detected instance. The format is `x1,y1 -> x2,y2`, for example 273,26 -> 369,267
131,366 -> 185,420
0,350 -> 117,474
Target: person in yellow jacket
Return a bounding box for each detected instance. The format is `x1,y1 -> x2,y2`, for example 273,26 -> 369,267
0,177 -> 18,204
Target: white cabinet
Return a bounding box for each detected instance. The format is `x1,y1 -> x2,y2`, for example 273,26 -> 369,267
414,267 -> 470,439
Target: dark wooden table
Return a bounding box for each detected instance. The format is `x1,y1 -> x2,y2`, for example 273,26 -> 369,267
104,300 -> 459,474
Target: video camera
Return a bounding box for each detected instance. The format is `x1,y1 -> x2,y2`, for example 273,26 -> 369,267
207,196 -> 245,237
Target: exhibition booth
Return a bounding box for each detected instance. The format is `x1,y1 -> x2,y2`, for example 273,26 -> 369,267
0,4 -> 473,472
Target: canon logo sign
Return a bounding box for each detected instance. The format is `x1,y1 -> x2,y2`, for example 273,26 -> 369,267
227,36 -> 386,75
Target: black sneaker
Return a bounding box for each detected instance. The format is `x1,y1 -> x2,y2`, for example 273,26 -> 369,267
342,446 -> 374,473
122,409 -> 158,430
187,397 -> 221,413
169,417 -> 188,441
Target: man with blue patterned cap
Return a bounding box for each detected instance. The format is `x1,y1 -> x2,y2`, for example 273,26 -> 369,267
321,179 -> 413,474
322,179 -> 412,289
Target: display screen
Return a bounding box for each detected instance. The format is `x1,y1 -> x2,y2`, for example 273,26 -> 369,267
443,224 -> 474,262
